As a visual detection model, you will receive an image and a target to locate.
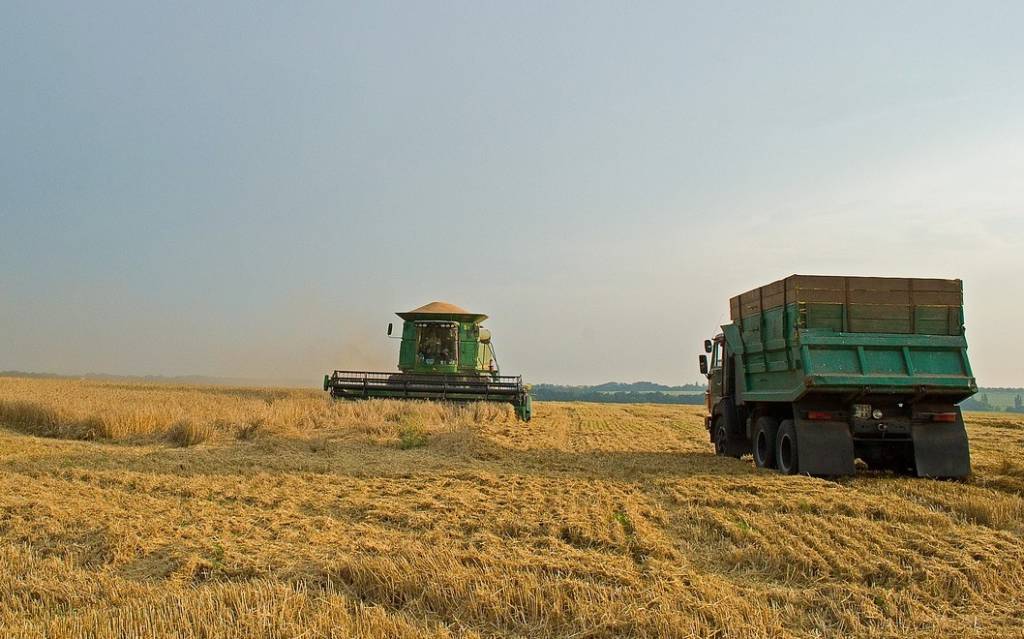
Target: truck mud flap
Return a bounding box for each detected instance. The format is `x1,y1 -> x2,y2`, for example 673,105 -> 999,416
794,421 -> 855,476
912,421 -> 971,478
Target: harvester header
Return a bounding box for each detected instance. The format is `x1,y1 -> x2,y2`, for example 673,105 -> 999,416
324,302 -> 532,420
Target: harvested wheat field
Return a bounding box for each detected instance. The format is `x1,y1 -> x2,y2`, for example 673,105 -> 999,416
0,376 -> 1022,639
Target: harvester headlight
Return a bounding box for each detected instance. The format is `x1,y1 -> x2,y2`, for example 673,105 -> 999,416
872,408 -> 884,420
853,404 -> 872,419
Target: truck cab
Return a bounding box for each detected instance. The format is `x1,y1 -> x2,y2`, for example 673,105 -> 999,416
699,333 -> 746,458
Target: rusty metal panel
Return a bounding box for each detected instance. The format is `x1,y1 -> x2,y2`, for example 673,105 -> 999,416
731,276 -> 963,335
848,304 -> 913,333
786,275 -> 842,294
848,289 -> 911,304
781,275 -> 962,307
915,278 -> 962,293
732,277 -> 960,317
849,276 -> 910,291
912,290 -> 963,305
729,296 -> 741,320
761,290 -> 786,309
762,279 -> 786,296
848,303 -> 913,319
915,306 -> 955,335
739,289 -> 763,318
791,286 -> 846,304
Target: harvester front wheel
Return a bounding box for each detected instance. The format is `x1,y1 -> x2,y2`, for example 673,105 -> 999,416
753,416 -> 779,469
515,395 -> 533,422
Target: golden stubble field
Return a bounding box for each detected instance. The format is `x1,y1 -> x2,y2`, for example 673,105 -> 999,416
0,376 -> 1022,639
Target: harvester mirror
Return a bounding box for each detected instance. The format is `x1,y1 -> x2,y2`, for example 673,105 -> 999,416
704,339 -> 713,353
699,355 -> 708,375
387,323 -> 393,336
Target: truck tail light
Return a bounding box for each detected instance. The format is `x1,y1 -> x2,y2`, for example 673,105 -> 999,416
807,411 -> 833,421
932,412 -> 957,423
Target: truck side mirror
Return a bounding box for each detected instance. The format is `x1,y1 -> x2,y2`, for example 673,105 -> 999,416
704,339 -> 713,353
699,355 -> 708,375
387,323 -> 393,336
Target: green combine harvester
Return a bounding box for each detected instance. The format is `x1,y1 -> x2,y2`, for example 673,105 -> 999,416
324,302 -> 532,420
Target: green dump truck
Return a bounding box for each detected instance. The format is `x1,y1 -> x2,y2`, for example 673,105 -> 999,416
699,275 -> 976,477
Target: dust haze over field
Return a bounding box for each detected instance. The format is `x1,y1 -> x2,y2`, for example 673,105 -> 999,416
1,377 -> 1022,638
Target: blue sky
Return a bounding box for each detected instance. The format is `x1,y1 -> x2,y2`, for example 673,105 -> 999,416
2,1 -> 1022,385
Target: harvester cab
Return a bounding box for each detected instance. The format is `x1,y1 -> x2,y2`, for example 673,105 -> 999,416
324,302 -> 532,420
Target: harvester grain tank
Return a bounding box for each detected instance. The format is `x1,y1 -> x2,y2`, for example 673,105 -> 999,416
699,275 -> 976,477
324,302 -> 532,420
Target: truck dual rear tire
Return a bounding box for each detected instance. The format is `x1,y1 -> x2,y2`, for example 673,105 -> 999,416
775,420 -> 799,475
753,416 -> 779,469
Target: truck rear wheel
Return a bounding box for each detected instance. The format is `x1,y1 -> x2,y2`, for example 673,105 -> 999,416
776,420 -> 799,475
753,416 -> 779,469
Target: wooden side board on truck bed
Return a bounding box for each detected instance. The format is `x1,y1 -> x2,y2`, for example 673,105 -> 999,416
729,275 -> 963,336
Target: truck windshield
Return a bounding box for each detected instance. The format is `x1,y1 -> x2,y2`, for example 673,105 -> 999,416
417,323 -> 458,365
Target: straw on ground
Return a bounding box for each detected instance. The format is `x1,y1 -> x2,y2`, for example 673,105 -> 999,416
0,376 -> 1022,638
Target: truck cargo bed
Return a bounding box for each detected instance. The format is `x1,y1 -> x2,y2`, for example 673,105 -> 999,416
724,275 -> 976,404
730,275 -> 963,335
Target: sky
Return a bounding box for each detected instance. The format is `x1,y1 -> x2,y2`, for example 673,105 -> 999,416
1,1 -> 1022,386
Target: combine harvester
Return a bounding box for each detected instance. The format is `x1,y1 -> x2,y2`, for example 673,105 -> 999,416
699,275 -> 977,477
325,302 -> 532,420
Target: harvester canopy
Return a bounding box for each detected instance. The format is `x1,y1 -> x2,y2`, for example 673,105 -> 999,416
324,302 -> 532,420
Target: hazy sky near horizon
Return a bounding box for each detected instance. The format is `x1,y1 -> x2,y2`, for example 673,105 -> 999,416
2,1 -> 1023,386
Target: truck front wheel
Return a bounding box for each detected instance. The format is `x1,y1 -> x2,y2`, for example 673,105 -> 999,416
753,416 -> 779,469
713,417 -> 742,459
776,420 -> 799,475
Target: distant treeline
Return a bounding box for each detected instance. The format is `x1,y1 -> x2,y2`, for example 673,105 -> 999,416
532,382 -> 705,405
533,381 -> 1024,410
587,381 -> 705,392
962,391 -> 1024,413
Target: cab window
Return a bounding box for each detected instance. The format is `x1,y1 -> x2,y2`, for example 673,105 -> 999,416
710,339 -> 724,369
417,323 -> 458,365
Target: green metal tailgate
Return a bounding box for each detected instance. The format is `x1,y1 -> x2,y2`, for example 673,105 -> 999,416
734,329 -> 977,403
